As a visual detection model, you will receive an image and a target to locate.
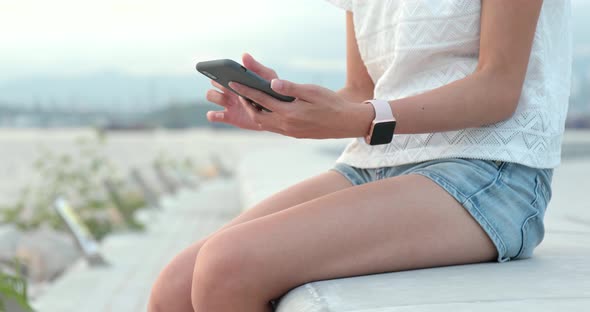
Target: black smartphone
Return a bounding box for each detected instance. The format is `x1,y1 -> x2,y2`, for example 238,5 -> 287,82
196,59 -> 295,112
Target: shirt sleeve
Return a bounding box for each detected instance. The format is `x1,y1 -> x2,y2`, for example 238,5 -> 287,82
325,0 -> 352,11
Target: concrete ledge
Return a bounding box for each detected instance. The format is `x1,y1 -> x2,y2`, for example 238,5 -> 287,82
236,142 -> 590,311
277,233 -> 590,312
236,139 -> 347,210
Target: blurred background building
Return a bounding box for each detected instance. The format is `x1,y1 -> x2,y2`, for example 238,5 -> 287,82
0,0 -> 349,129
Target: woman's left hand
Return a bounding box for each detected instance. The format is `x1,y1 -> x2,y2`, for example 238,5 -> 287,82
228,79 -> 372,139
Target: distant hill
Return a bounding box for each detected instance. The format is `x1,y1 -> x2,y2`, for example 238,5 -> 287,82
0,68 -> 346,113
0,72 -> 204,112
135,102 -> 233,129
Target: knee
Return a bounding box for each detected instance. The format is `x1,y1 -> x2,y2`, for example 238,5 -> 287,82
190,232 -> 253,307
148,280 -> 167,312
148,256 -> 195,312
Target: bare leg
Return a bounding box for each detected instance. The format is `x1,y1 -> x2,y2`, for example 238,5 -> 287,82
191,174 -> 497,311
147,170 -> 353,312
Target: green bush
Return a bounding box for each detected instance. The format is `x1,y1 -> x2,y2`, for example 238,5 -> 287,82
0,131 -> 146,241
0,260 -> 34,312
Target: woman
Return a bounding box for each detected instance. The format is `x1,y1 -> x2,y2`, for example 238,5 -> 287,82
149,0 -> 571,311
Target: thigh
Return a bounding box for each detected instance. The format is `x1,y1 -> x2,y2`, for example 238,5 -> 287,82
149,169 -> 353,309
197,174 -> 497,301
215,169 -> 354,234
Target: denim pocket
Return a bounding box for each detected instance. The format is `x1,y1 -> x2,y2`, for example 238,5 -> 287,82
458,158 -> 505,175
514,174 -> 547,259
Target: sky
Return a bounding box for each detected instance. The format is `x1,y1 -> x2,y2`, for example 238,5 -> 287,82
0,0 -> 347,81
1,0 -> 590,80
0,0 -> 589,113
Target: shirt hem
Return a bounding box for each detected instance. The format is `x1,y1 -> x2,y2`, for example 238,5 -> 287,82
334,147 -> 562,170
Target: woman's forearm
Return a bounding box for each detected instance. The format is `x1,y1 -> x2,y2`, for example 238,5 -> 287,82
345,68 -> 523,138
229,67 -> 522,141
340,0 -> 541,138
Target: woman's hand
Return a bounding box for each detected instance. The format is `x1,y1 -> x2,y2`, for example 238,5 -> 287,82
227,78 -> 374,139
205,53 -> 279,131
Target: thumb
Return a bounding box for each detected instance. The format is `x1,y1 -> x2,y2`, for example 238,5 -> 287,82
242,53 -> 278,81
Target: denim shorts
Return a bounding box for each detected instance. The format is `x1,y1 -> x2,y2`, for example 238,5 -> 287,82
329,158 -> 553,262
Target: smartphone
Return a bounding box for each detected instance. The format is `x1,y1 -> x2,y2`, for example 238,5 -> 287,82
196,59 -> 295,112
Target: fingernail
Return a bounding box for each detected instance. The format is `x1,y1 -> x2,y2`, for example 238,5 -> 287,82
215,112 -> 224,119
271,79 -> 282,91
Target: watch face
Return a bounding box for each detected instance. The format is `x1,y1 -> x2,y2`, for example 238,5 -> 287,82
370,121 -> 396,145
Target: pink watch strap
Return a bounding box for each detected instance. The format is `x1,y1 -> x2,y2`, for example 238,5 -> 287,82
367,99 -> 394,122
363,99 -> 396,145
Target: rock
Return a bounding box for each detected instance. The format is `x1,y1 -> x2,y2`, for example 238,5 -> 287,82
15,225 -> 81,282
0,224 -> 22,261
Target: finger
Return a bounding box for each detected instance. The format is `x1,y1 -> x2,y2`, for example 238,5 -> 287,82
270,79 -> 326,102
238,96 -> 264,130
206,89 -> 234,108
206,110 -> 228,123
211,80 -> 233,94
211,80 -> 225,90
242,53 -> 278,81
239,96 -> 286,134
229,82 -> 285,113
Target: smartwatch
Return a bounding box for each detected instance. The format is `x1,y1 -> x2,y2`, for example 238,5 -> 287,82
363,99 -> 396,145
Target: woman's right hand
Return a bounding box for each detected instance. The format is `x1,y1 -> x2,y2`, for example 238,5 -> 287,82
205,53 -> 279,130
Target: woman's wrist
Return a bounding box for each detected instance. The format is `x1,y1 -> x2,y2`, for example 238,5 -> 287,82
339,101 -> 375,139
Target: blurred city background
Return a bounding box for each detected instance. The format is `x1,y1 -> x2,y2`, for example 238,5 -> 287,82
0,0 -> 349,129
0,1 -> 588,128
0,0 -> 589,311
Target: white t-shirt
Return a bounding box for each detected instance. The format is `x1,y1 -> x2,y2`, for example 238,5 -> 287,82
326,0 -> 572,169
